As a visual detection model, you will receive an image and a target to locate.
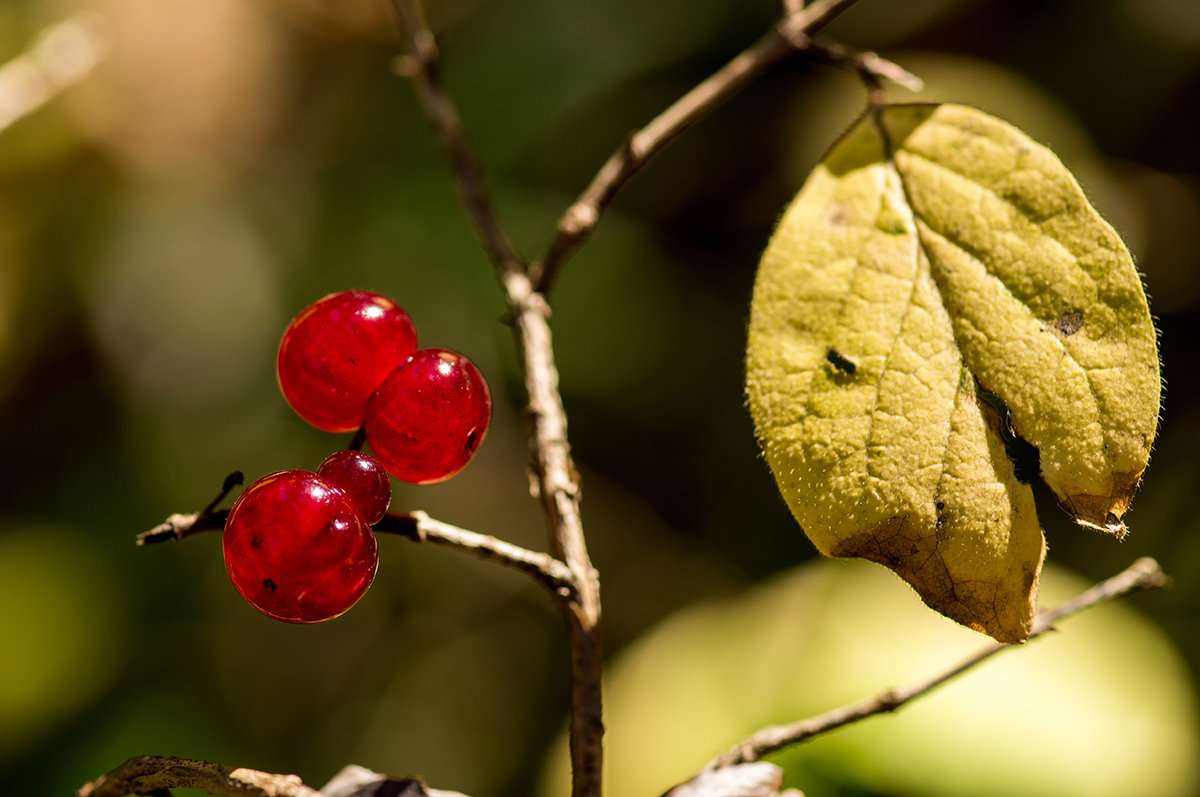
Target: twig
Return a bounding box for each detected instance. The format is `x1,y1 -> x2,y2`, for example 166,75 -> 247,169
387,0 -> 524,281
0,12 -> 110,135
507,271 -> 605,797
136,471 -> 243,546
136,509 -> 228,545
661,762 -> 790,797
530,0 -> 893,293
385,2 -> 922,792
804,39 -> 923,106
77,756 -> 471,797
138,501 -> 575,601
84,558 -> 1168,797
387,3 -> 604,795
375,510 -> 576,599
706,557 -> 1170,770
77,755 -> 322,797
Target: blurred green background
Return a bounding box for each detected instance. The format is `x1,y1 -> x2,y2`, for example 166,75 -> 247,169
1,0 -> 1198,795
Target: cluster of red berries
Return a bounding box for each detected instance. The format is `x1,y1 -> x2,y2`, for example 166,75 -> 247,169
223,290 -> 492,623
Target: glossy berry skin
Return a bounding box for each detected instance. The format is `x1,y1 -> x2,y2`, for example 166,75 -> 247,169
317,450 -> 391,525
364,348 -> 491,484
277,290 -> 418,432
223,470 -> 378,623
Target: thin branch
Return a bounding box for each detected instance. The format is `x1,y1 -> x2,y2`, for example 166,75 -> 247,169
136,471 -> 242,546
661,763 -> 789,797
375,510 -> 576,599
138,502 -> 575,601
77,757 -> 471,797
136,509 -> 228,545
803,39 -> 923,98
505,273 -> 605,797
77,755 -> 322,797
387,0 -> 524,280
530,0 -> 892,293
384,2 -> 921,792
706,557 -> 1171,770
388,3 -> 604,795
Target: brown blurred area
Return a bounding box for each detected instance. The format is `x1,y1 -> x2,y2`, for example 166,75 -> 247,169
0,1 -> 1197,795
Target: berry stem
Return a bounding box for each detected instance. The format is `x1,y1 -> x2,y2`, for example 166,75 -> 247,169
137,502 -> 576,604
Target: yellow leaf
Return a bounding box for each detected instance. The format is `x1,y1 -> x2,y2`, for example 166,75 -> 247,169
745,103 -> 1160,642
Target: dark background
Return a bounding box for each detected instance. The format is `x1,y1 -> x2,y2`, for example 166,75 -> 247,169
1,0 -> 1198,795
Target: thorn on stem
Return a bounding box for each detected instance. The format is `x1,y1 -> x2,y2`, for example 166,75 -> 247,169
222,471 -> 245,493
201,471 -> 244,516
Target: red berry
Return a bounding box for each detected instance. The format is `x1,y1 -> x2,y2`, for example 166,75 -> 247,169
364,348 -> 491,484
223,470 -> 378,623
277,290 -> 418,432
317,450 -> 391,525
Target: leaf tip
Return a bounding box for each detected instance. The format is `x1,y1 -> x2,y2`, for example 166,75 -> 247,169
1070,510 -> 1129,539
1062,470 -> 1143,539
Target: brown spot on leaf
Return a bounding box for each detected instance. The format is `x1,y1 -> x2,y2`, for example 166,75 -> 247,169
1053,309 -> 1085,336
825,201 -> 849,228
831,515 -> 1031,643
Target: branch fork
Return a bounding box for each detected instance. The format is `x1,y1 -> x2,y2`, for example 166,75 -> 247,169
95,4 -> 1172,797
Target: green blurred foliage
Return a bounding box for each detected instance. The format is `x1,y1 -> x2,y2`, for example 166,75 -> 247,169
539,560 -> 1199,797
0,0 -> 1197,795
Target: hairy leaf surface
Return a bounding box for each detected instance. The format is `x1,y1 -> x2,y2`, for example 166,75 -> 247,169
746,103 -> 1160,642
